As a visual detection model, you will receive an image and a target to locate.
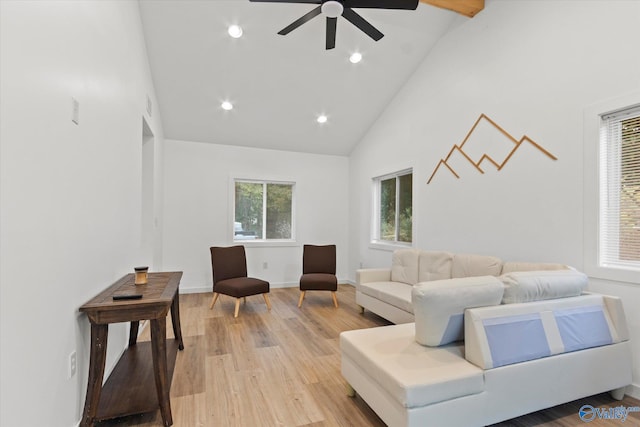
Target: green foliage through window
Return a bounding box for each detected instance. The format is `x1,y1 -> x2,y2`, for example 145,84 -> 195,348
377,171 -> 412,243
235,180 -> 294,241
266,184 -> 292,239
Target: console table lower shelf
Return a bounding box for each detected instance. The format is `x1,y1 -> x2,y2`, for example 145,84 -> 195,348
96,339 -> 180,421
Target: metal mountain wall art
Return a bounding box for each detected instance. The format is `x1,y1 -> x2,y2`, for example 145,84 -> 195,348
426,114 -> 557,184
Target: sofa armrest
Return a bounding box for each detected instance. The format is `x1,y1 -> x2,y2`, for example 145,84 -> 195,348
356,268 -> 391,285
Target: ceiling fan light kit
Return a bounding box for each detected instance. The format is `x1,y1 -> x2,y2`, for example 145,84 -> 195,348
321,1 -> 343,17
249,0 -> 419,50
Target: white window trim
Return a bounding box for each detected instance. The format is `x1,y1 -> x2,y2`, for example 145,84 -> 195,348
583,91 -> 640,284
230,176 -> 297,247
370,168 -> 414,249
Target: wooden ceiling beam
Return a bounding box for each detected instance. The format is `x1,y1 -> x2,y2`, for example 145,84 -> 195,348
419,0 -> 484,18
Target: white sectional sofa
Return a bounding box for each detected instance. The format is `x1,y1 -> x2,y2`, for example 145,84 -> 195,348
356,249 -> 566,324
343,249 -> 633,427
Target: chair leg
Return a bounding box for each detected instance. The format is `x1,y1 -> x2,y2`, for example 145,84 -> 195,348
243,296 -> 247,304
263,293 -> 272,311
331,291 -> 338,308
234,298 -> 241,318
297,291 -> 305,308
209,292 -> 219,310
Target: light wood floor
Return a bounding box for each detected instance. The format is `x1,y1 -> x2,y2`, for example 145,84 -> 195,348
97,285 -> 640,427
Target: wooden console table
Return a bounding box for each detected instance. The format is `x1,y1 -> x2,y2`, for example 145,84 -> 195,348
79,271 -> 184,427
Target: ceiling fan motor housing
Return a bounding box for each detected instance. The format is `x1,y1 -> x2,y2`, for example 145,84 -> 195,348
321,1 -> 344,18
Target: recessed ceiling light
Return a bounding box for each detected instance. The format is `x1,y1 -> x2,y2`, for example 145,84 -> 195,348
349,52 -> 362,64
317,115 -> 328,124
228,25 -> 243,38
221,101 -> 233,111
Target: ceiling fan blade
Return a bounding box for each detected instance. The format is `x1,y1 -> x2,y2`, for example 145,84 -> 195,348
250,0 -> 320,3
342,7 -> 384,41
326,17 -> 337,50
278,6 -> 322,35
344,0 -> 419,9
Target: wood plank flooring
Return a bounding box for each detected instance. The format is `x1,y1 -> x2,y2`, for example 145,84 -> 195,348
96,285 -> 640,427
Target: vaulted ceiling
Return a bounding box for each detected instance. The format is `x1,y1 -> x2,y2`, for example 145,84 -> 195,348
139,0 -> 483,155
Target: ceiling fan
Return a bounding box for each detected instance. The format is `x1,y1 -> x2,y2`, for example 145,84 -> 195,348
249,0 -> 420,50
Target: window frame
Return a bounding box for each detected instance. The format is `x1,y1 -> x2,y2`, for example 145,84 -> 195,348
231,177 -> 297,247
370,168 -> 413,249
583,92 -> 640,284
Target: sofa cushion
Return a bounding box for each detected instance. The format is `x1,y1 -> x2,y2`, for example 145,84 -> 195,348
465,294 -> 620,369
359,281 -> 413,314
451,254 -> 502,278
418,251 -> 453,282
412,276 -> 504,346
500,270 -> 588,304
501,261 -> 568,274
340,323 -> 484,408
391,249 -> 420,285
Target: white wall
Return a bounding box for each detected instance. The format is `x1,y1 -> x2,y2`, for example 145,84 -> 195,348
349,0 -> 640,396
163,139 -> 349,292
0,1 -> 164,426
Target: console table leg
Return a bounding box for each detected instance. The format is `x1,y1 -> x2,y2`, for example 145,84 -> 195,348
129,321 -> 139,347
150,318 -> 172,426
171,292 -> 184,351
80,323 -> 108,427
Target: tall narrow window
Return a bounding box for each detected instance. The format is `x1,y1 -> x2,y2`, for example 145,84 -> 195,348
374,170 -> 412,244
234,180 -> 294,241
600,106 -> 640,269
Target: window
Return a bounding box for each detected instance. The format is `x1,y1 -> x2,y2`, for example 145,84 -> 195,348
233,180 -> 294,242
373,169 -> 412,245
584,95 -> 640,283
599,106 -> 640,269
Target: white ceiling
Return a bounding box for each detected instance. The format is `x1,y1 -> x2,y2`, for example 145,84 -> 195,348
139,0 -> 458,156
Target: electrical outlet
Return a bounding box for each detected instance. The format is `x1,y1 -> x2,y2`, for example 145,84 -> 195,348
263,262 -> 268,269
68,351 -> 77,379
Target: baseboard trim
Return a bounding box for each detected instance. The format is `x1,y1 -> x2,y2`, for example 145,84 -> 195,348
627,383 -> 640,399
180,286 -> 213,294
180,279 -> 352,294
